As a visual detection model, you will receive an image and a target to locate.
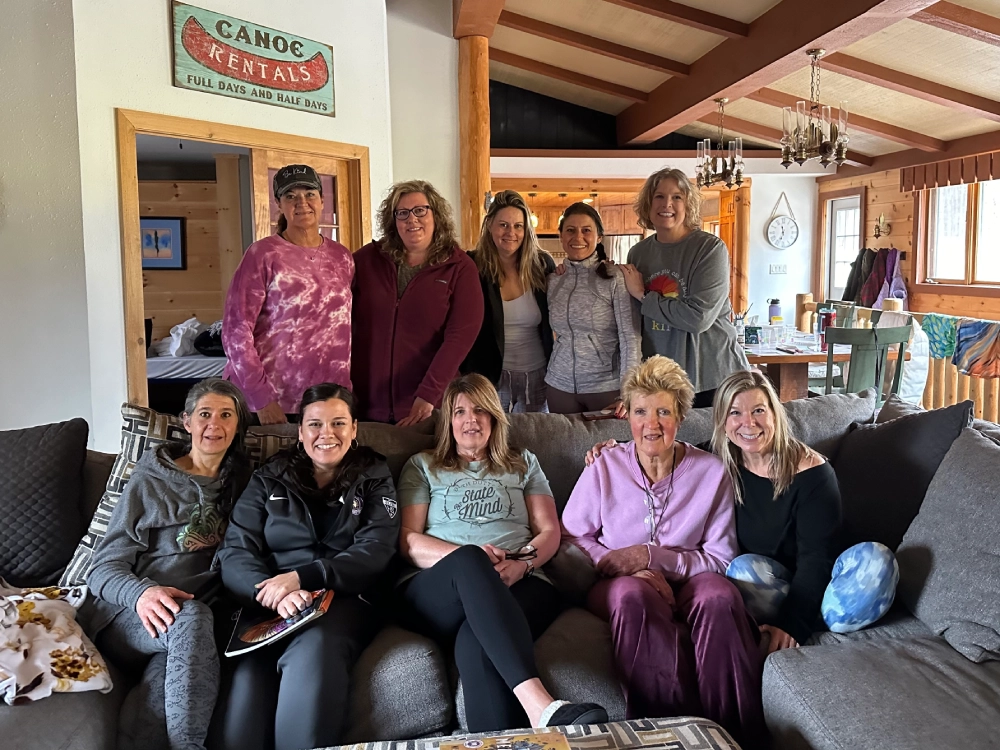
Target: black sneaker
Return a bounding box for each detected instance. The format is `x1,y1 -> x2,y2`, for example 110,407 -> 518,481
544,702 -> 608,727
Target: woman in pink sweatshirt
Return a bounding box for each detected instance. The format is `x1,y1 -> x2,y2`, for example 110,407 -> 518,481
561,355 -> 764,747
223,165 -> 354,425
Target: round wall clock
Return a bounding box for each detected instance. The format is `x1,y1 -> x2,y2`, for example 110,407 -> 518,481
766,215 -> 799,249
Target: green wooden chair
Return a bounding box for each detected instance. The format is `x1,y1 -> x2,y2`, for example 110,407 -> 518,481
823,318 -> 912,404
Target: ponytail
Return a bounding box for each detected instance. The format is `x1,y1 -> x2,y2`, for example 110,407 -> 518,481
276,214 -> 288,234
595,242 -> 611,279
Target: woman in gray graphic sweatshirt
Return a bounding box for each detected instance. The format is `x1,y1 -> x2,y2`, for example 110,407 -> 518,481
545,203 -> 641,415
621,168 -> 748,408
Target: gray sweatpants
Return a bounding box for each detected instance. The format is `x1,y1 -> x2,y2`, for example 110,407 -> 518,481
96,599 -> 219,750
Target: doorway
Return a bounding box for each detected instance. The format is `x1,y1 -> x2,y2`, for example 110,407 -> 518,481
116,109 -> 372,407
826,195 -> 862,301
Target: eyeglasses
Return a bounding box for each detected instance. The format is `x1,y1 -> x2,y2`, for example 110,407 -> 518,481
394,205 -> 432,221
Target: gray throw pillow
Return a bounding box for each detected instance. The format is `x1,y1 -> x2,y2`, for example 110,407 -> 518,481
832,399 -> 973,552
784,388 -> 878,460
0,419 -> 89,586
896,428 -> 1000,662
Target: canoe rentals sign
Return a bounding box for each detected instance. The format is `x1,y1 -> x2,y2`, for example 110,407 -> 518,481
171,2 -> 335,116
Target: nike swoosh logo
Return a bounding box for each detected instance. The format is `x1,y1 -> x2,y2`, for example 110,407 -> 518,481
269,494 -> 288,501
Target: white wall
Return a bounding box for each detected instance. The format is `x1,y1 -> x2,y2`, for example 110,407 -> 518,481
746,174 -> 817,323
69,0 -> 394,449
386,0 -> 461,236
0,1 -> 93,433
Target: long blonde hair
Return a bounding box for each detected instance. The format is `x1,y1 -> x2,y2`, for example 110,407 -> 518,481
474,190 -> 547,292
710,370 -> 818,504
633,167 -> 701,232
431,374 -> 527,476
376,180 -> 459,267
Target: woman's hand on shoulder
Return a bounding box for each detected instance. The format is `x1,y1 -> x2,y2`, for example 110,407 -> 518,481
255,571 -> 301,610
397,397 -> 433,427
276,589 -> 315,619
596,544 -> 650,577
585,439 -> 620,466
799,451 -> 826,473
136,586 -> 194,638
619,263 -> 645,300
494,558 -> 529,587
256,402 -> 287,425
760,624 -> 799,654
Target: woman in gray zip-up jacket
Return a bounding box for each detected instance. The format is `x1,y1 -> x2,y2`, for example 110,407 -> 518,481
545,203 -> 641,414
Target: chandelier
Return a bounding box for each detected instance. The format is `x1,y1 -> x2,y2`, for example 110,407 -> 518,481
696,98 -> 745,189
781,49 -> 850,168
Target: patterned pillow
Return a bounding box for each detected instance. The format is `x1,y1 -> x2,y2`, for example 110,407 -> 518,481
60,404 -> 294,587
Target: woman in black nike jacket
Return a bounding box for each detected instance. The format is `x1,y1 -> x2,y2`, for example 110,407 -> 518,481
216,383 -> 400,750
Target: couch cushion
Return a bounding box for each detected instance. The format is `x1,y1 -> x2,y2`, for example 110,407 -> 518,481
784,388 -> 878,461
0,661 -> 127,750
896,428 -> 1000,662
763,636 -> 1000,750
831,399 -> 972,552
344,624 -> 452,742
805,608 -> 931,646
0,419 -> 89,586
454,607 -> 626,731
60,404 -> 297,586
507,414 -> 632,511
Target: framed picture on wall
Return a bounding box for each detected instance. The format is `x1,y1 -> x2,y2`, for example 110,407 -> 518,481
140,217 -> 186,270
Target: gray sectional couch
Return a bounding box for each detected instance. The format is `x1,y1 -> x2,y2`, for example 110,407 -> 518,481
3,388 -> 999,750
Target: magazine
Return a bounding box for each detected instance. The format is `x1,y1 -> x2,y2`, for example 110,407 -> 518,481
440,732 -> 571,750
224,589 -> 334,657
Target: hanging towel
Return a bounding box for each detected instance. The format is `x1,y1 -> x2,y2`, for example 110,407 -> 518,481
874,248 -> 907,310
953,319 -> 1000,378
921,313 -> 961,360
859,248 -> 889,308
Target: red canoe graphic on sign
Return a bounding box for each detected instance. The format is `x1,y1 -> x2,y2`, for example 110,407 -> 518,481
181,16 -> 329,92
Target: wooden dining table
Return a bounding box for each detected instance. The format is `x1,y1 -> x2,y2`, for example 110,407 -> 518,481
747,345 -> 907,402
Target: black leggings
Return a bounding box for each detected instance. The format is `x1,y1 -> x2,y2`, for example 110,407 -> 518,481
396,545 -> 562,732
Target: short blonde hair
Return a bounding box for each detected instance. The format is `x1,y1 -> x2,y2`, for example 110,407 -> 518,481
633,168 -> 701,232
621,356 -> 695,422
376,180 -> 459,267
431,373 -> 527,476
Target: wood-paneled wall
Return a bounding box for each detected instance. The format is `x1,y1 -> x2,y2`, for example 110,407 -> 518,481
141,181 -> 223,340
818,171 -> 1000,319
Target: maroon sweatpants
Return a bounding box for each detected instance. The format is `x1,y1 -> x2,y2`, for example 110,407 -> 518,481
588,572 -> 766,747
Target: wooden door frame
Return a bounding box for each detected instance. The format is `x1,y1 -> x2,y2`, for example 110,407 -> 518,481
116,109 -> 372,405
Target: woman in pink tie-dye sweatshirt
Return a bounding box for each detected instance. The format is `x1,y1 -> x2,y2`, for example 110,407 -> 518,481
223,165 -> 354,425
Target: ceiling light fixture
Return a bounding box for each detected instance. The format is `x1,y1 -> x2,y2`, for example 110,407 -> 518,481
696,98 -> 745,189
781,50 -> 850,168
527,192 -> 539,228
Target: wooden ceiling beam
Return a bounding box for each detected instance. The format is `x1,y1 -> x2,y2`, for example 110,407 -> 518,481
600,0 -> 748,38
912,1 -> 1000,48
616,0 -> 938,145
747,88 -> 946,152
496,10 -> 689,76
823,52 -> 1000,123
817,126 -> 1000,181
453,0 -> 506,38
491,148 -> 784,158
697,111 -> 874,166
492,177 -> 649,193
490,48 -> 648,102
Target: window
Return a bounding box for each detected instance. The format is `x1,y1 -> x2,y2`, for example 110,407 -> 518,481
826,196 -> 860,300
923,181 -> 1000,286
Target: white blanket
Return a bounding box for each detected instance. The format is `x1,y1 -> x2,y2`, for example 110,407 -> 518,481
0,580 -> 113,704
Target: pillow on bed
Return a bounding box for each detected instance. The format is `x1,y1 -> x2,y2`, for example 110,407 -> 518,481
60,404 -> 295,587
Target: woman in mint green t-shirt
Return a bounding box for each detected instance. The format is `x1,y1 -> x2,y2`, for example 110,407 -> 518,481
396,373 -> 608,733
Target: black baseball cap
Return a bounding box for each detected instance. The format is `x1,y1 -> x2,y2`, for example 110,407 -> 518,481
273,164 -> 323,200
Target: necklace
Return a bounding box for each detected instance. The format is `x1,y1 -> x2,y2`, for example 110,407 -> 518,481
636,444 -> 677,545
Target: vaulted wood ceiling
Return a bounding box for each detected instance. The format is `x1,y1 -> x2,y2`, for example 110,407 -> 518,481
457,0 -> 1000,177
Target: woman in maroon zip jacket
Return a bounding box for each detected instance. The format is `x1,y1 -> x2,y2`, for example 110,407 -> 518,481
352,180 -> 484,426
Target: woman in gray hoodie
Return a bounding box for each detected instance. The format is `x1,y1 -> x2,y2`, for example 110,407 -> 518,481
545,203 -> 642,415
86,378 -> 251,750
